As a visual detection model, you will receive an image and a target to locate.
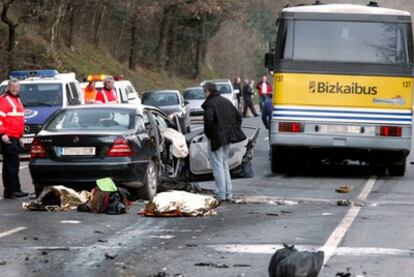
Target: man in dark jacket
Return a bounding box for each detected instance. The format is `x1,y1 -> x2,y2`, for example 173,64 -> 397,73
242,80 -> 259,117
202,82 -> 246,201
261,96 -> 273,132
233,77 -> 242,111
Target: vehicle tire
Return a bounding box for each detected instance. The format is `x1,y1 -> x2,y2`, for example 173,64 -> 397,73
389,158 -> 406,177
270,146 -> 285,174
138,159 -> 159,201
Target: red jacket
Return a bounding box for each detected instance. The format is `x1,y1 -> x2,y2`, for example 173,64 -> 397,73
0,93 -> 25,138
95,88 -> 118,104
256,81 -> 273,96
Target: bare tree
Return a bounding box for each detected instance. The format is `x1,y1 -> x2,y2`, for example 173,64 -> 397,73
50,0 -> 68,50
1,0 -> 18,52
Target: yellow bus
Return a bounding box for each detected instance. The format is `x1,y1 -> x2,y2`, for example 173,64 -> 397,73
265,3 -> 413,176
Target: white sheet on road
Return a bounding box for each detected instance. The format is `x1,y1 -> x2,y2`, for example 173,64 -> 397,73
140,190 -> 219,217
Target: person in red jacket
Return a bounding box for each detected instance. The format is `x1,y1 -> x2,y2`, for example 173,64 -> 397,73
256,75 -> 273,112
0,79 -> 29,199
95,76 -> 118,104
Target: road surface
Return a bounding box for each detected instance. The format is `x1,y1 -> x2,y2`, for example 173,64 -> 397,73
0,116 -> 413,276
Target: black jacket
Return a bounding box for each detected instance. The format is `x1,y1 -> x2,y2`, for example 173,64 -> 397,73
202,91 -> 246,151
242,84 -> 254,101
233,82 -> 242,99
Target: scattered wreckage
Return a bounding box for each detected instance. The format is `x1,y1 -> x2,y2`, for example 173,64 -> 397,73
28,104 -> 259,201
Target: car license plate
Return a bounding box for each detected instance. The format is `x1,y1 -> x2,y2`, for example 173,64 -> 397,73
22,137 -> 34,144
61,147 -> 96,156
319,125 -> 361,134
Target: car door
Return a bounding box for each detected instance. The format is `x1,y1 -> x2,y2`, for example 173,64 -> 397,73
187,126 -> 260,181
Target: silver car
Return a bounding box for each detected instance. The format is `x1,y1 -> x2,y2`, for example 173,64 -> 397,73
183,87 -> 205,116
141,90 -> 191,134
200,79 -> 239,109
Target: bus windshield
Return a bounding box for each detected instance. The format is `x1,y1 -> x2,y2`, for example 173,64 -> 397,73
279,20 -> 411,64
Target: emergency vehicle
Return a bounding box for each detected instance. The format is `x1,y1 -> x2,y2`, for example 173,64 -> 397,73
0,69 -> 84,152
80,74 -> 141,105
265,3 -> 413,176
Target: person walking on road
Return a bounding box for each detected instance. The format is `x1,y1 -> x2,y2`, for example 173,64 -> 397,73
256,75 -> 272,111
202,82 -> 246,201
0,79 -> 29,199
242,80 -> 259,118
95,76 -> 118,104
262,95 -> 273,133
233,77 -> 242,111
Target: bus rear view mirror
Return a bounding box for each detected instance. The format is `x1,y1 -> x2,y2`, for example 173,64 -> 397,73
265,53 -> 275,70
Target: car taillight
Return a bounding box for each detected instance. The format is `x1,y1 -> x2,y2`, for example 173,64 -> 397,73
379,126 -> 402,137
30,138 -> 47,159
279,122 -> 304,133
107,137 -> 133,157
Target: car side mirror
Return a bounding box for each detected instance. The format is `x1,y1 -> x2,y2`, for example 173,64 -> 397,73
264,53 -> 275,70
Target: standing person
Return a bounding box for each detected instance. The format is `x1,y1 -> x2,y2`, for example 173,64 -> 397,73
202,82 -> 246,201
242,80 -> 259,118
256,75 -> 272,111
95,76 -> 118,104
0,79 -> 29,199
84,80 -> 97,104
233,77 -> 242,111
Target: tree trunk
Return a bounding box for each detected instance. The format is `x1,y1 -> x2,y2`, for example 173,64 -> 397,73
1,0 -> 18,52
128,20 -> 138,70
50,0 -> 67,50
115,18 -> 127,57
166,8 -> 178,71
194,12 -> 207,77
94,4 -> 106,47
155,6 -> 172,70
67,2 -> 76,48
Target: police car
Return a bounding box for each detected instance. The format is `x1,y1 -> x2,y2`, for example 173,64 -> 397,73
0,69 -> 84,152
81,74 -> 141,105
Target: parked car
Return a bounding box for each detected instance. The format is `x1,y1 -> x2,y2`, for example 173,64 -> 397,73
183,87 -> 205,116
200,79 -> 240,109
141,90 -> 191,133
29,105 -> 259,200
0,69 -> 83,153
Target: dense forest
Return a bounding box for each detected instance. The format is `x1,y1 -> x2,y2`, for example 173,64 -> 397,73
0,0 -> 413,90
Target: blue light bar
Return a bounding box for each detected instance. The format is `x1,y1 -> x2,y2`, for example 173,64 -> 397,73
9,69 -> 59,80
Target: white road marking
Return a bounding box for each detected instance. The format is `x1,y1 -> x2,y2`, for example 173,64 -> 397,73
321,176 -> 377,265
208,244 -> 414,257
0,227 -> 27,238
60,220 -> 81,224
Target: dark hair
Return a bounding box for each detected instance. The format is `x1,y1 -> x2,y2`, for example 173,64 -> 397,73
203,82 -> 217,94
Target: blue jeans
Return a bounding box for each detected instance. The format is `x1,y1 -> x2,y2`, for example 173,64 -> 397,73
208,141 -> 232,200
259,95 -> 269,111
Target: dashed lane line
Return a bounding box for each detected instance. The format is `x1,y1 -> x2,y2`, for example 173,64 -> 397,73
321,176 -> 377,265
0,227 -> 27,239
208,244 -> 414,257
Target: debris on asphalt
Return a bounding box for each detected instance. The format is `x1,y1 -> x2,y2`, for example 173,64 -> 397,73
104,252 -> 118,260
41,251 -> 48,255
94,230 -> 104,234
322,212 -> 333,216
336,185 -> 353,193
139,191 -> 220,217
232,196 -> 298,206
281,210 -> 294,214
266,212 -> 280,216
0,261 -> 7,266
194,262 -> 229,268
336,272 -> 352,277
22,186 -> 90,211
98,239 -> 108,243
268,244 -> 324,277
337,199 -> 352,207
233,264 -> 251,267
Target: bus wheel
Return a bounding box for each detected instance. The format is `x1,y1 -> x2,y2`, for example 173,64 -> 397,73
389,158 -> 406,177
271,146 -> 285,173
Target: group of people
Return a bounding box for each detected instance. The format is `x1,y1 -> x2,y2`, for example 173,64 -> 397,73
83,76 -> 119,104
233,75 -> 272,118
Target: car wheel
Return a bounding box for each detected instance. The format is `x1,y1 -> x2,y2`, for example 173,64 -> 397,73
138,159 -> 159,200
389,158 -> 406,177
